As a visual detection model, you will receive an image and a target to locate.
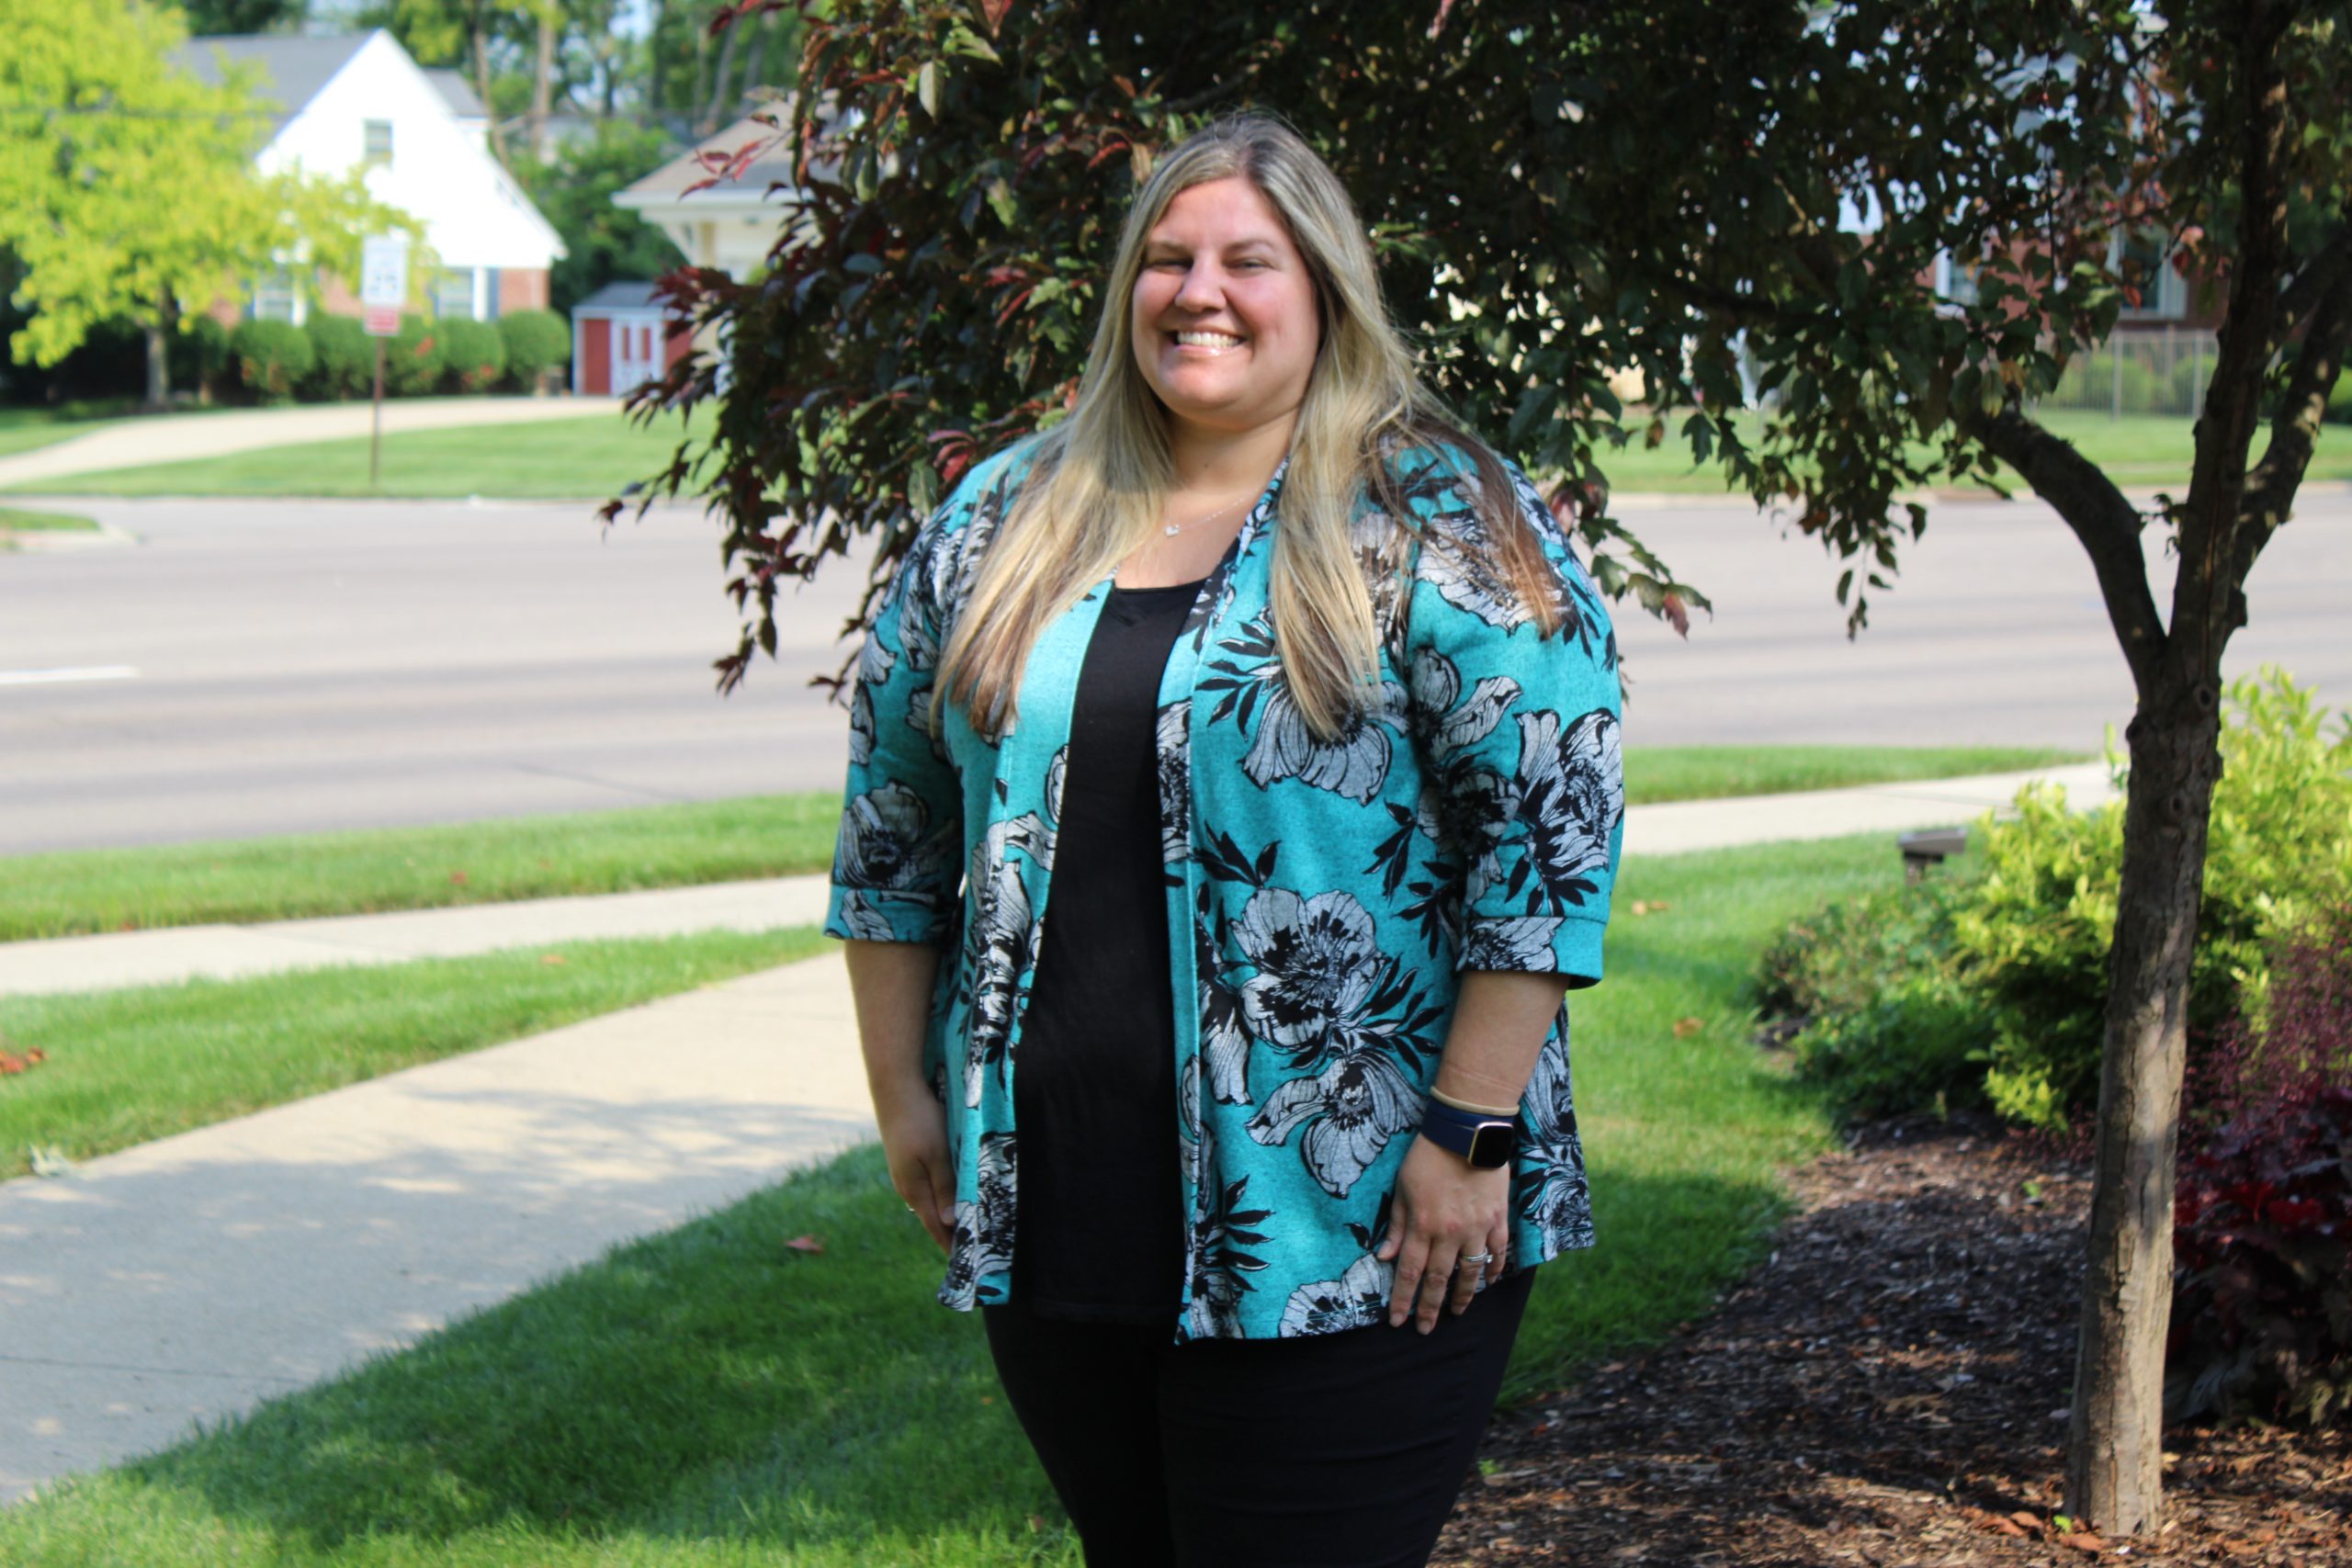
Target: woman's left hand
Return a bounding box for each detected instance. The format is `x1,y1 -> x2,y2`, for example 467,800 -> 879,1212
1376,1134 -> 1510,1333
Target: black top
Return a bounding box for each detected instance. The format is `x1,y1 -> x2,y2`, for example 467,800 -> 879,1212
1012,578 -> 1203,1322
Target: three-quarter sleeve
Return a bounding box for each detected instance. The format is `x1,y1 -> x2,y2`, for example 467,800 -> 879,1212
1403,461 -> 1625,987
824,516 -> 967,945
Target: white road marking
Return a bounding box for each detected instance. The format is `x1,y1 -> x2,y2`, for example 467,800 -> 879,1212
0,665 -> 139,688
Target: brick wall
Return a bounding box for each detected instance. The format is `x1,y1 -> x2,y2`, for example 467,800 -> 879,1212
499,268 -> 550,314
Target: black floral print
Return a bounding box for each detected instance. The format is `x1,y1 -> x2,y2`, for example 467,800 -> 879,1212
827,437 -> 1623,1340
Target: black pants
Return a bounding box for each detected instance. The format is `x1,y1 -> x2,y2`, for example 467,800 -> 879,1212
981,1269 -> 1532,1568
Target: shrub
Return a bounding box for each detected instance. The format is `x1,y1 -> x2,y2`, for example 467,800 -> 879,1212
168,315 -> 232,402
385,313 -> 446,397
2327,375 -> 2352,426
2167,913 -> 2352,1427
1755,876 -> 1991,1119
498,309 -> 571,391
436,317 -> 506,393
1956,668 -> 2352,1127
303,312 -> 374,400
228,319 -> 314,402
1755,669 -> 2352,1129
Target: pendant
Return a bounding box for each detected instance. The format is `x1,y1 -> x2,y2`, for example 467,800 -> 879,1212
1163,523 -> 1181,536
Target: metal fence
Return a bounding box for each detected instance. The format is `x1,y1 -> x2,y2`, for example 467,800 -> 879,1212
2037,324 -> 2217,420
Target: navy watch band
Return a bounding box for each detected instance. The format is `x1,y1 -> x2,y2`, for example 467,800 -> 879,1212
1419,1099 -> 1515,1168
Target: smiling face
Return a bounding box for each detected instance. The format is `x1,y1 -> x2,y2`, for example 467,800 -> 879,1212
1129,175 -> 1324,444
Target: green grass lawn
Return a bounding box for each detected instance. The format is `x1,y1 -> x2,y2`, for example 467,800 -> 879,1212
0,747 -> 2068,942
1577,408 -> 2352,494
14,405 -> 718,500
0,504 -> 97,532
0,831 -> 1907,1567
16,400 -> 2340,502
1625,742 -> 2086,804
0,926 -> 829,1181
0,794 -> 844,942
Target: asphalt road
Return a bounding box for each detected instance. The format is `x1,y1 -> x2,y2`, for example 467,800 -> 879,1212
2,488 -> 2345,856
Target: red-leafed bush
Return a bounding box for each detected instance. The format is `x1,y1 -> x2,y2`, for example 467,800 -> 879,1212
2167,910 -> 2352,1427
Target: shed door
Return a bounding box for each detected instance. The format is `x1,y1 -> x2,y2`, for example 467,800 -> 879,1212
614,318 -> 660,394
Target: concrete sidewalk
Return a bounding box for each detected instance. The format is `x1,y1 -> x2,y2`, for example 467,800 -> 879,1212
0,958 -> 874,1508
0,761 -> 2118,1000
0,397 -> 625,491
0,759 -> 2120,1508
0,877 -> 833,999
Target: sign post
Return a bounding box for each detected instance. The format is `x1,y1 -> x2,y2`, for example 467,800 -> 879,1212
359,235 -> 409,488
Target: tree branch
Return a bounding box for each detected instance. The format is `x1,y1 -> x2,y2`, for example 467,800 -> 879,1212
2270,215 -> 2352,354
2233,265 -> 2352,607
2175,0 -> 2295,683
1965,406 -> 2166,695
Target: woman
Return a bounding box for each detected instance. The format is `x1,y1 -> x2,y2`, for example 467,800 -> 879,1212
826,112 -> 1623,1568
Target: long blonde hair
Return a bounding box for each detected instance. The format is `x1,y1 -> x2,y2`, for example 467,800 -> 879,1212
937,111 -> 1560,741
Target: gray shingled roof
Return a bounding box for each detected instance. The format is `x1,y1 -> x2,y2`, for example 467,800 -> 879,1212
173,32 -> 371,132
616,111 -> 811,203
573,282 -> 669,313
421,68 -> 485,118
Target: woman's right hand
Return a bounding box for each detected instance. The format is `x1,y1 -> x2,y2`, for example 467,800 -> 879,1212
876,1086 -> 957,1252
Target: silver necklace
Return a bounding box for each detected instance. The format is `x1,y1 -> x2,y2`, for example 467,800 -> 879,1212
1161,492 -> 1255,538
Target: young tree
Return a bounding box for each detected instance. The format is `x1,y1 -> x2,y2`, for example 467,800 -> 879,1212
0,0 -> 405,408
625,0 -> 2352,1536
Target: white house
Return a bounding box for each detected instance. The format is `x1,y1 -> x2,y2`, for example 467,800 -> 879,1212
175,30 -> 566,323
610,110 -> 824,282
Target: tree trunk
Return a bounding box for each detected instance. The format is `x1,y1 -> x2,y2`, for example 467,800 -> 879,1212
697,6 -> 747,135
646,0 -> 669,120
741,11 -> 775,103
529,6 -> 557,164
142,291 -> 176,412
2064,664 -> 2224,1537
474,9 -> 511,169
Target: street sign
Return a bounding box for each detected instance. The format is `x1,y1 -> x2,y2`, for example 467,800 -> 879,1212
360,234 -> 407,337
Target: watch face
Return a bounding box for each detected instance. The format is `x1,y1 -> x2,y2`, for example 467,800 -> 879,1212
1466,1122 -> 1514,1169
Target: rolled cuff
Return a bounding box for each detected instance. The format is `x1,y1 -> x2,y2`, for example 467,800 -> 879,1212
824,885 -> 956,945
1457,911 -> 1606,989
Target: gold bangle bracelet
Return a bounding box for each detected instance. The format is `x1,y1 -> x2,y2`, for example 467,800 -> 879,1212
1430,1086 -> 1520,1118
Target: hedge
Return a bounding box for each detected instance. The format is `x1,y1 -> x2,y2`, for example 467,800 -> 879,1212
497,309 -> 571,390
228,319 -> 314,403
304,313 -> 374,400
437,317 -> 506,394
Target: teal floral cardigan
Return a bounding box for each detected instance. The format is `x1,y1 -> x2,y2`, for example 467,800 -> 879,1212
825,434 -> 1624,1342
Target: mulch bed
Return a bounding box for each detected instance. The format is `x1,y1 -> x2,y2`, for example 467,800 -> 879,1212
1435,1112 -> 2352,1566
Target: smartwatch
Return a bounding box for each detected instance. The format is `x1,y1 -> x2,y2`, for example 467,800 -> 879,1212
1419,1099 -> 1515,1169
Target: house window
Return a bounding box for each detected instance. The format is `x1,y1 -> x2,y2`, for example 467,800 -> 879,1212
2115,228 -> 2185,319
363,118 -> 393,168
431,266 -> 478,320
252,267 -> 304,325
1936,253 -> 1982,307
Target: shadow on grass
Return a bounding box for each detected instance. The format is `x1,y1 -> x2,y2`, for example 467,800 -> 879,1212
47,1152 -> 1806,1562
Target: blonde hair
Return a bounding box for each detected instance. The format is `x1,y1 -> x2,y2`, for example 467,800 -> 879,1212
937,111 -> 1559,740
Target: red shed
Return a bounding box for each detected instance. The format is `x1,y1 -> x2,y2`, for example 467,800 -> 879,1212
572,282 -> 691,396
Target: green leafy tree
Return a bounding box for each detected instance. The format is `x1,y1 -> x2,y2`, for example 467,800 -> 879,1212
0,0 -> 410,409
628,0 -> 2352,1538
514,118 -> 686,312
